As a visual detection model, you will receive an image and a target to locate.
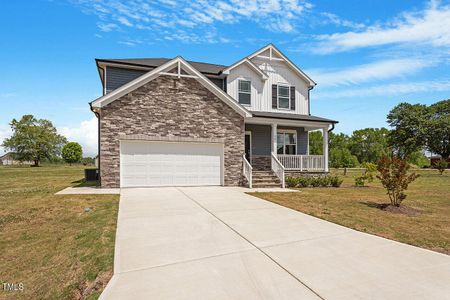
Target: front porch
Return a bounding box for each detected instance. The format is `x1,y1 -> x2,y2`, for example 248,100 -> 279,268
243,114 -> 335,188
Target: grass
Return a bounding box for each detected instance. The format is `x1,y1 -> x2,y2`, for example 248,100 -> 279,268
250,169 -> 450,255
0,165 -> 119,300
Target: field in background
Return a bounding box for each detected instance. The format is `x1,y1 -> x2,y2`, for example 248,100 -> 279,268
251,169 -> 450,255
0,165 -> 119,300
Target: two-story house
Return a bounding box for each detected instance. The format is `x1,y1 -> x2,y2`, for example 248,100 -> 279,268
90,44 -> 337,188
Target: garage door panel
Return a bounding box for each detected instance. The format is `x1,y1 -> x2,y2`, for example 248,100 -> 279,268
120,141 -> 223,187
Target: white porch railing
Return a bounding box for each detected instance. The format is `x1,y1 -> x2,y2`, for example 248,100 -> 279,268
271,152 -> 285,188
242,154 -> 253,188
278,155 -> 325,171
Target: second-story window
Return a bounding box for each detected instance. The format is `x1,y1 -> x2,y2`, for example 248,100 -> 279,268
277,85 -> 290,109
238,80 -> 251,105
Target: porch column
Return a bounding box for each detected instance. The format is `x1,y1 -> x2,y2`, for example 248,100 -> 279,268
322,127 -> 329,172
271,123 -> 277,154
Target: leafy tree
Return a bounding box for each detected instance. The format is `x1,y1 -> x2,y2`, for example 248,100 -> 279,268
2,115 -> 67,166
407,151 -> 430,168
62,142 -> 83,165
329,148 -> 359,168
376,156 -> 419,206
425,100 -> 450,159
349,128 -> 390,163
387,103 -> 428,158
308,131 -> 323,155
329,132 -> 351,150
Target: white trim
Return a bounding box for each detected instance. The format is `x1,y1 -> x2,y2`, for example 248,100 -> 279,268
247,44 -> 316,87
159,72 -> 198,79
277,130 -> 297,155
222,58 -> 268,80
98,62 -> 151,71
276,84 -> 291,110
238,79 -> 252,106
91,57 -> 252,118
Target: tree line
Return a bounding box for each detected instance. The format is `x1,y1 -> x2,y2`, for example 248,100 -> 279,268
309,99 -> 449,168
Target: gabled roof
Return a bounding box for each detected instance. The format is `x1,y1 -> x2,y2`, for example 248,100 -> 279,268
222,58 -> 268,80
90,57 -> 252,117
96,58 -> 226,75
247,44 -> 316,87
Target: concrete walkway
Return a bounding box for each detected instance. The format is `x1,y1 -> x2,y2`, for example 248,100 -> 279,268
100,187 -> 450,300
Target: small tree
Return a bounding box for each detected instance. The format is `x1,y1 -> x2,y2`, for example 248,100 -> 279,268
376,156 -> 419,207
434,159 -> 448,175
62,142 -> 83,165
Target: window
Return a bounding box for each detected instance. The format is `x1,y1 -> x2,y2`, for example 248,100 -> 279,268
277,85 -> 290,109
238,80 -> 251,105
277,131 -> 297,155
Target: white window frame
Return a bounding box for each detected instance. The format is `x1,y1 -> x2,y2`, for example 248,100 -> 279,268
238,79 -> 251,106
277,84 -> 291,110
277,129 -> 297,155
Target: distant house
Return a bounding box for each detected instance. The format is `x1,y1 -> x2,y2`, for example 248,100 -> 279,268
430,155 -> 450,167
0,152 -> 33,166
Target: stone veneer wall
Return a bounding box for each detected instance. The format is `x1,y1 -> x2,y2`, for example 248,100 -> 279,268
99,75 -> 245,188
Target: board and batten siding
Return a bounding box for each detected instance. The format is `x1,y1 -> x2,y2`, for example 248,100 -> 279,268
226,58 -> 310,115
105,66 -> 147,94
245,124 -> 308,156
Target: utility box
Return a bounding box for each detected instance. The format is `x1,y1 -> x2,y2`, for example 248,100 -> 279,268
84,168 -> 99,182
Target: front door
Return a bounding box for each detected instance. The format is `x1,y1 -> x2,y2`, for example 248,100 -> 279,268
245,132 -> 251,163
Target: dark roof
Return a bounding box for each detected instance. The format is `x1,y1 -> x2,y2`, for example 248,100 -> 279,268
251,111 -> 338,123
96,58 -> 227,75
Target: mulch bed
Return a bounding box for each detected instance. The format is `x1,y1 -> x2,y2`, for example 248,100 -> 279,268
377,203 -> 422,216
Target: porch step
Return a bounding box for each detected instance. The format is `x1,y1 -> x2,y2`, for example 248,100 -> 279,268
251,170 -> 282,188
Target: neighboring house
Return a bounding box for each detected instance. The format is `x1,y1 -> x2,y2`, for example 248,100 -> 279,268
90,44 -> 338,188
430,155 -> 450,167
0,152 -> 33,166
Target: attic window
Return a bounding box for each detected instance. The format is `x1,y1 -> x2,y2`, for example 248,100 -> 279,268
238,80 -> 251,105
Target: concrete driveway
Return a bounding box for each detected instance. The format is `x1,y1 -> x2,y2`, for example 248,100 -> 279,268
100,187 -> 450,300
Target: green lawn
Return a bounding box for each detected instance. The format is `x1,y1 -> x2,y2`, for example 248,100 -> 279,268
250,169 -> 450,255
0,165 -> 119,300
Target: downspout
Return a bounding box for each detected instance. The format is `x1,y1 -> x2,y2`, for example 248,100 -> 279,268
89,103 -> 101,186
308,86 -> 313,116
328,122 -> 335,133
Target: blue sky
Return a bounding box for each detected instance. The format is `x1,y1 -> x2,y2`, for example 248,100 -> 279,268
1,0 -> 450,156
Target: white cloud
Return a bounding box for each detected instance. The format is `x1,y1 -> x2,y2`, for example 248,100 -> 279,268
98,23 -> 119,32
0,124 -> 12,156
58,117 -> 98,157
314,1 -> 450,53
319,12 -> 366,30
315,79 -> 450,98
117,16 -> 132,27
73,0 -> 312,45
308,58 -> 432,87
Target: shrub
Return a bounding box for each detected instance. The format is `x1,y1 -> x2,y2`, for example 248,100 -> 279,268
319,176 -> 330,187
434,160 -> 448,175
377,156 -> 419,206
310,177 -> 322,187
81,157 -> 94,166
297,177 -> 310,188
285,176 -> 298,188
354,175 -> 367,187
329,176 -> 343,187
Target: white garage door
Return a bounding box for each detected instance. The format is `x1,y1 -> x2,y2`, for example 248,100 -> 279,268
120,140 -> 223,187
